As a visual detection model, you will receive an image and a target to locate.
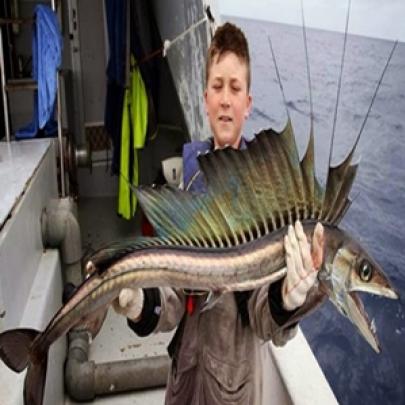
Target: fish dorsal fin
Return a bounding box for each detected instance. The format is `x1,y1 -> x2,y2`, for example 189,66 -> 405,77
300,122 -> 324,219
136,119 -> 356,247
319,148 -> 358,224
198,118 -> 308,235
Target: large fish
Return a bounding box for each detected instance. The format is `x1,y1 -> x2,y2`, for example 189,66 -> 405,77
0,117 -> 398,405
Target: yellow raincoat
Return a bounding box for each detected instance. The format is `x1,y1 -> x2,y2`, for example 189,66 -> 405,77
118,58 -> 148,219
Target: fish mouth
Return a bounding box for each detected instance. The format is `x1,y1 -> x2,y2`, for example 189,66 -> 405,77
350,284 -> 399,300
346,291 -> 381,353
337,279 -> 399,353
346,281 -> 399,353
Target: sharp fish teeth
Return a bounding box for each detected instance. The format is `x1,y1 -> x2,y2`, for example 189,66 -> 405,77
370,318 -> 377,335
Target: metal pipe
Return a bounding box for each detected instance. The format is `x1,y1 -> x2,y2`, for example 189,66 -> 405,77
75,145 -> 90,167
65,331 -> 170,401
41,197 -> 82,284
0,28 -> 11,142
66,0 -> 86,145
57,71 -> 66,196
41,197 -> 170,400
64,331 -> 95,401
95,356 -> 169,394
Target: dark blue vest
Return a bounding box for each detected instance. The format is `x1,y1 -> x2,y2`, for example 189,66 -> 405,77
182,137 -> 247,192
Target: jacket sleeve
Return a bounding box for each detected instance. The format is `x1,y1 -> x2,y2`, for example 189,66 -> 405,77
128,287 -> 185,336
248,278 -> 299,346
249,277 -> 328,346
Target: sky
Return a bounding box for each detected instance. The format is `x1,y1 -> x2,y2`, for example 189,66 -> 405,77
217,0 -> 405,42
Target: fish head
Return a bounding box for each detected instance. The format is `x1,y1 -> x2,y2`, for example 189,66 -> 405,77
329,233 -> 399,299
320,225 -> 399,353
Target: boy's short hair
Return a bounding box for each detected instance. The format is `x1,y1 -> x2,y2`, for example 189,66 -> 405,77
206,22 -> 251,91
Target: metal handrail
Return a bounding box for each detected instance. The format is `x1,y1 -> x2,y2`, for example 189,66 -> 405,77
0,18 -> 34,25
0,27 -> 11,142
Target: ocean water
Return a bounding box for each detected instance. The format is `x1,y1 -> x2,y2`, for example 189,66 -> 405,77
227,16 -> 405,405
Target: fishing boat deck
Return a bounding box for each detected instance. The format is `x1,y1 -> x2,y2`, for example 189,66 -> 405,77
64,309 -> 168,405
64,195 -> 169,404
0,146 -> 338,405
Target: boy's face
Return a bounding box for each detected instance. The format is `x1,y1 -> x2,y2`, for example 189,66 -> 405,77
204,52 -> 252,149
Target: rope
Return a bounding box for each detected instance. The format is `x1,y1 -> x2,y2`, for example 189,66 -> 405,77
134,6 -> 215,65
163,14 -> 208,57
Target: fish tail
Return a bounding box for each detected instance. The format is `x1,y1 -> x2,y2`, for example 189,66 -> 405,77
0,328 -> 39,371
24,355 -> 48,405
0,328 -> 48,405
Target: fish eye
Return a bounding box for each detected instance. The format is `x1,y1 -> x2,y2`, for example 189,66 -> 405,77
359,260 -> 373,282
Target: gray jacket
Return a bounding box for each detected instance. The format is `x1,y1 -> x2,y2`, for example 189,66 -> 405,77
153,286 -> 298,405
128,138 -> 305,404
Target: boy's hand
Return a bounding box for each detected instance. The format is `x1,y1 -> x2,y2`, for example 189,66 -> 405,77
282,221 -> 324,311
112,288 -> 144,321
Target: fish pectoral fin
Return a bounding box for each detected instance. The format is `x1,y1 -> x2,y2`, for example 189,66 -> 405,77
200,290 -> 224,312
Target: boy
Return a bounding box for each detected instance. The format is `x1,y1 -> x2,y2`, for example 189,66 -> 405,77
114,22 -> 324,404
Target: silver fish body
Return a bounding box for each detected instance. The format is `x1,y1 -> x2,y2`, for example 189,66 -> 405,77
33,223 -> 290,355
13,221 -> 397,360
